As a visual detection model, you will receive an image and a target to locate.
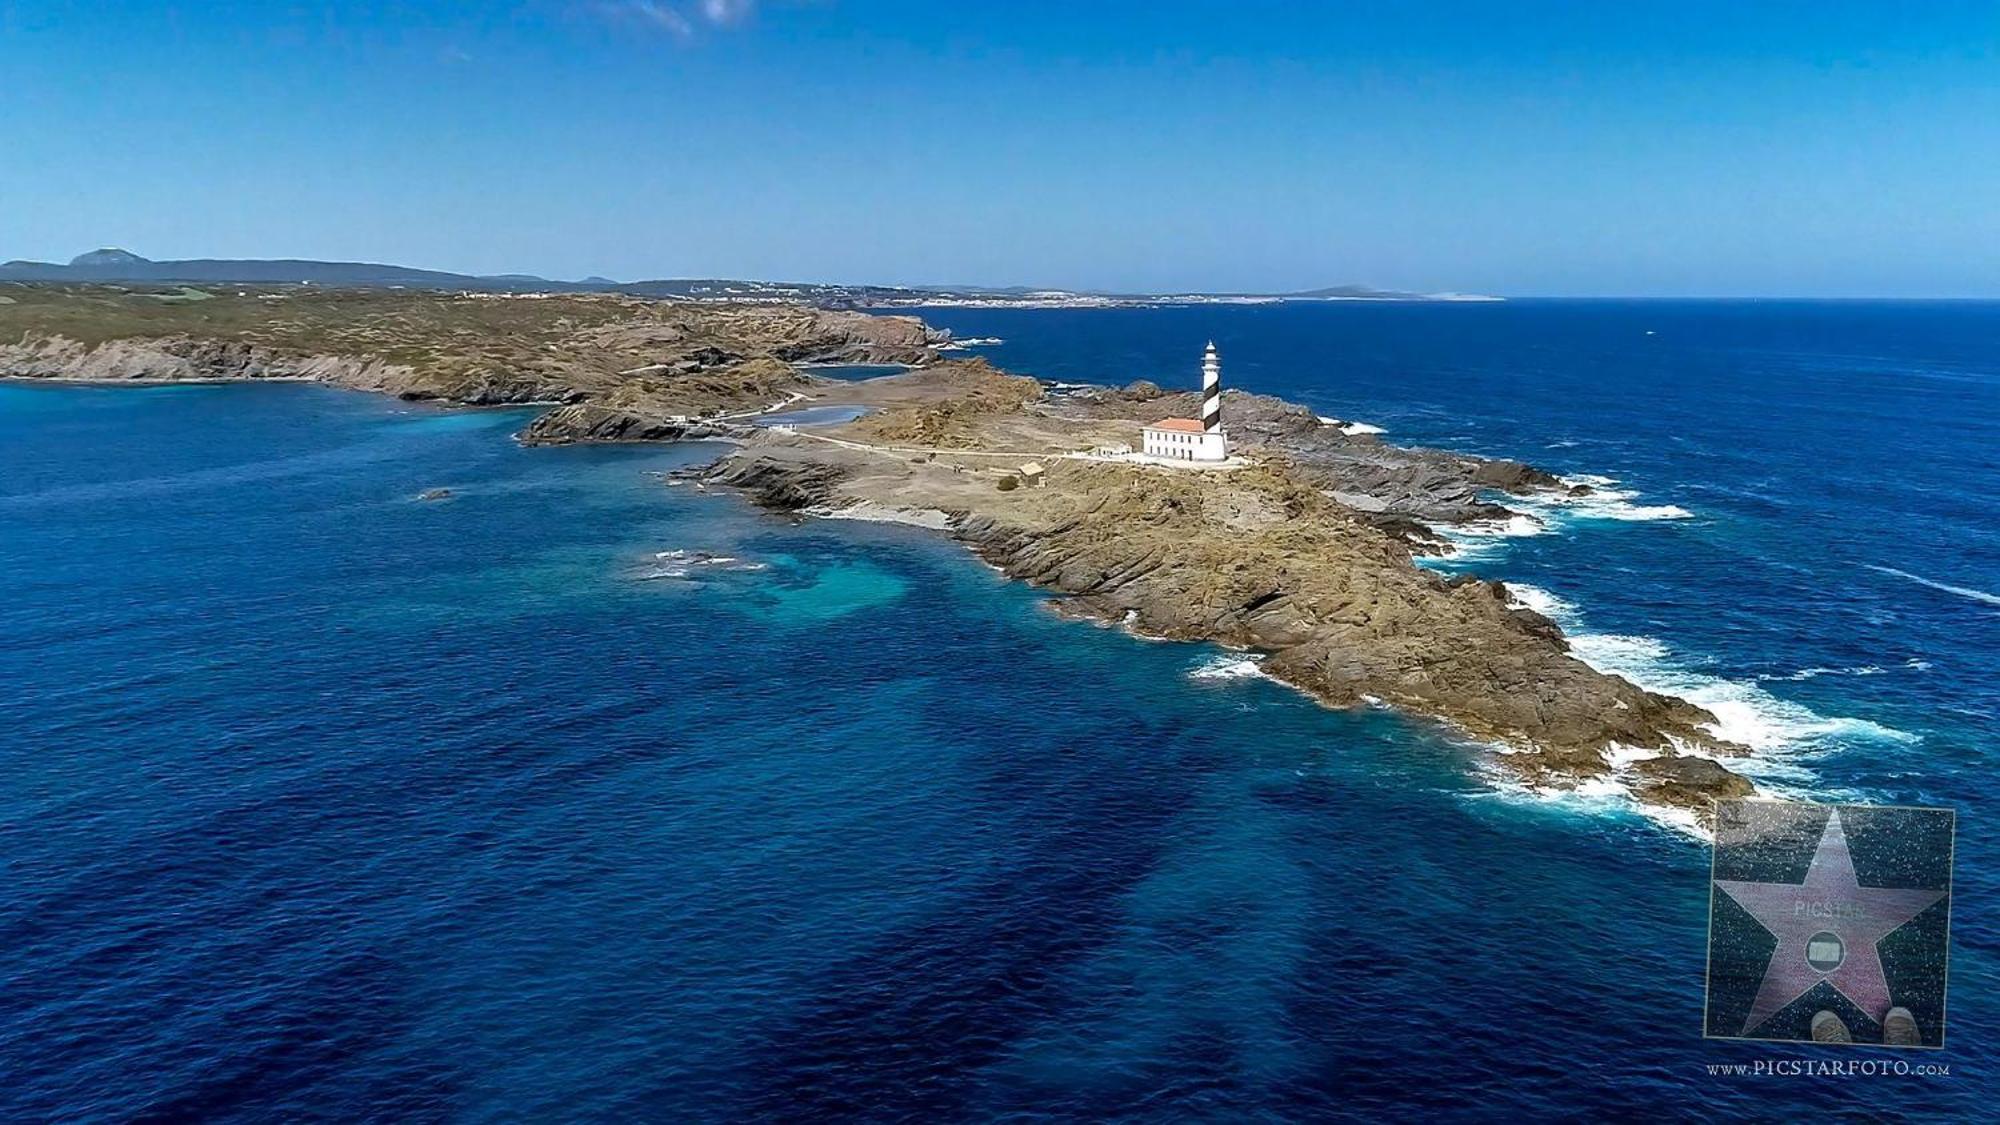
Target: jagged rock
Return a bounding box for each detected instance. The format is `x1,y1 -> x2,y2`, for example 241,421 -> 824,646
1471,458 -> 1564,491
701,450 -> 850,510
1630,754 -> 1757,813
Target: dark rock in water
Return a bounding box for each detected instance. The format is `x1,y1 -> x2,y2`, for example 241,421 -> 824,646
1568,483 -> 1595,496
1470,458 -> 1564,492
1121,379 -> 1163,400
1630,753 -> 1756,813
415,487 -> 454,502
630,548 -> 767,581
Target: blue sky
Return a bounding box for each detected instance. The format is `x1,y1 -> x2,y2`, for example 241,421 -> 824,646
3,1 -> 1998,295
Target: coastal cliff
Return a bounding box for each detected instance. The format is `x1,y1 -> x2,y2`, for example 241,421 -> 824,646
1,283 -> 1755,821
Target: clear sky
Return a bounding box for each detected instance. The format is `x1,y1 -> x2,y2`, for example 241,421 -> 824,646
4,1 -> 1998,296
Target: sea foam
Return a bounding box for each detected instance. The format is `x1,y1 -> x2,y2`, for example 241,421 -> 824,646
1187,653 -> 1268,681
1523,474 -> 1694,523
1315,415 -> 1387,435
1507,582 -> 1916,781
1422,473 -> 1692,567
1466,770 -> 1710,841
1430,513 -> 1547,562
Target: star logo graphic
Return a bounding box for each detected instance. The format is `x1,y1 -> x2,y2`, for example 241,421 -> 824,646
1713,809 -> 1945,1035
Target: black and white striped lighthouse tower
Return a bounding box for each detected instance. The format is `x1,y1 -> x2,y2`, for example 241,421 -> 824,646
1200,341 -> 1223,433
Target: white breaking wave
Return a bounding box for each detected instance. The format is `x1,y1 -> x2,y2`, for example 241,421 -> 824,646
1520,474 -> 1694,523
1867,565 -> 2000,608
1506,584 -> 1917,777
1502,582 -> 1575,620
1431,514 -> 1547,562
1759,664 -> 1887,682
1467,771 -> 1709,841
1314,415 -> 1387,435
632,548 -> 768,581
1188,654 -> 1268,681
1468,579 -> 1910,839
1424,474 -> 1690,566
1461,514 -> 1547,538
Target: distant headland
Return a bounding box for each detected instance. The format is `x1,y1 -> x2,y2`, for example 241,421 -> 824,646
0,248 -> 1501,309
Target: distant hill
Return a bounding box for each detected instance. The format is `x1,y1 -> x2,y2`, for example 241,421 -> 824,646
2,250 -> 502,289
0,248 -> 1498,306
70,248 -> 149,268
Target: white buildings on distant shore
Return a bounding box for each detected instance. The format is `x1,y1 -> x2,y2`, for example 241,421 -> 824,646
1140,342 -> 1229,462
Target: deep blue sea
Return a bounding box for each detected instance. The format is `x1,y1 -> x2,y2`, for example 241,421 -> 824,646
3,301 -> 1995,1119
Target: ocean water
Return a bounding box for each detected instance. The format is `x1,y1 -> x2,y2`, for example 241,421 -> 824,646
2,302 -> 1995,1119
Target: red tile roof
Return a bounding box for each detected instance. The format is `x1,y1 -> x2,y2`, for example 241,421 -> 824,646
1146,418 -> 1206,433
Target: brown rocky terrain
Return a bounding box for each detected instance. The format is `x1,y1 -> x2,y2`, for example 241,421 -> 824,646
1,283 -> 1754,821
699,420 -> 1753,821
0,284 -> 937,406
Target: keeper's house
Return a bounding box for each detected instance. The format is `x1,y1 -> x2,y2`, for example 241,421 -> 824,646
1141,417 -> 1227,461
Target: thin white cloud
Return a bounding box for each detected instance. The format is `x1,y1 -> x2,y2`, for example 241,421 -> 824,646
594,0 -> 758,41
700,0 -> 756,24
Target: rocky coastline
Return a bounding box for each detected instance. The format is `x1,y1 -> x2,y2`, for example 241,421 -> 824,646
1,283 -> 1755,822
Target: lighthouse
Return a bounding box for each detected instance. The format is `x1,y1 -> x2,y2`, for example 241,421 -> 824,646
1200,340 -> 1222,434
1140,342 -> 1231,462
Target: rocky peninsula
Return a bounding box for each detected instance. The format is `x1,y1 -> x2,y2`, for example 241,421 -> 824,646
2,283 -> 1754,821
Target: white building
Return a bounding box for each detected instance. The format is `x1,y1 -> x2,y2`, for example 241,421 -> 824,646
1141,342 -> 1229,462
1142,418 -> 1228,460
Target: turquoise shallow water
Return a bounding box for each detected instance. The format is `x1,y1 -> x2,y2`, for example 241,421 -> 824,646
3,302 -> 1996,1119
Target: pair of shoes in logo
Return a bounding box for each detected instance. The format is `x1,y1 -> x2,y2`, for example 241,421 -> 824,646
1810,1007 -> 1920,1045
